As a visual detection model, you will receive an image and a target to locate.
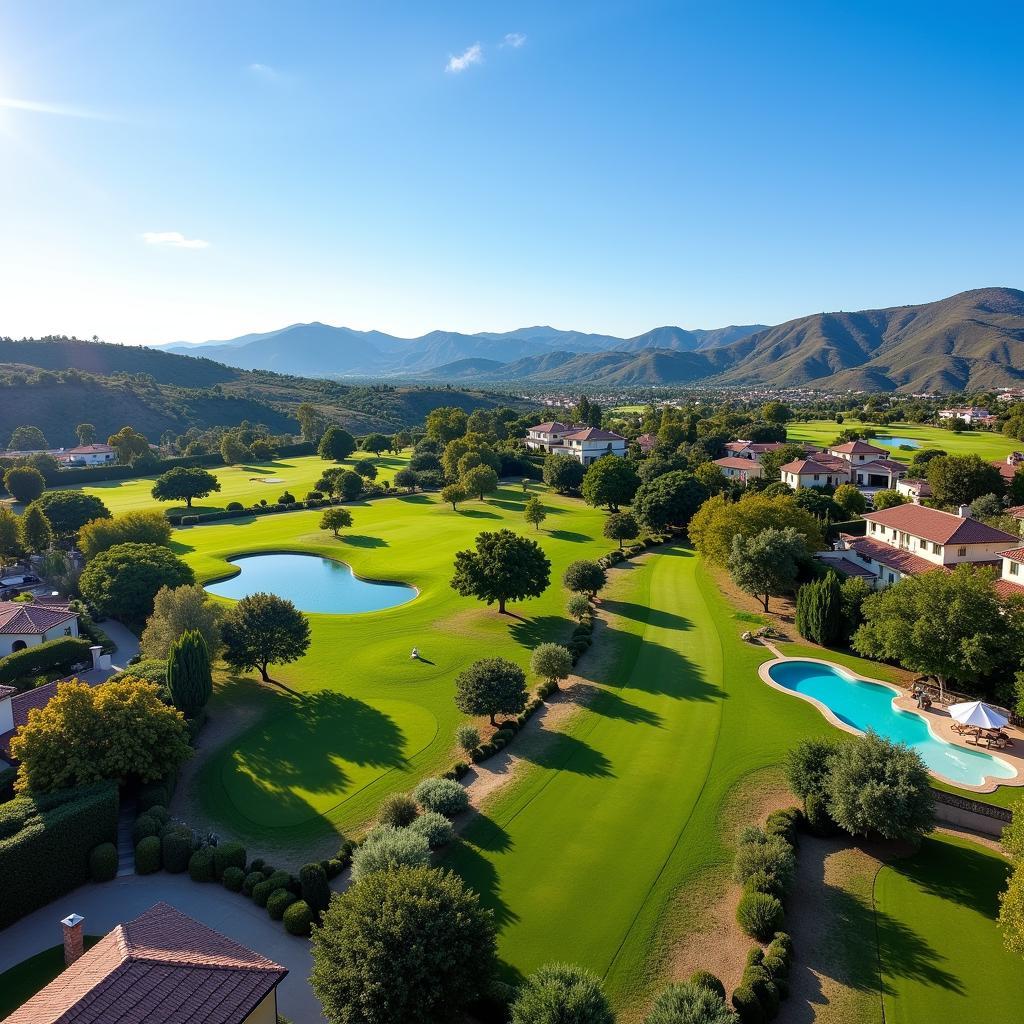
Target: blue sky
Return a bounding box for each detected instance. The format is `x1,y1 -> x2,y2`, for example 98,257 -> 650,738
1,1 -> 1021,344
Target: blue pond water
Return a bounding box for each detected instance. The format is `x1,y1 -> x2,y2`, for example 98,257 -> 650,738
205,553 -> 416,614
767,660 -> 1015,786
876,436 -> 921,449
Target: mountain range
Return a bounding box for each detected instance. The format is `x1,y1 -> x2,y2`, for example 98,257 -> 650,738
152,287 -> 1024,392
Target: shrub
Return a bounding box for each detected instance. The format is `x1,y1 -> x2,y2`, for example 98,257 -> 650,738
456,724 -> 480,752
89,842 -> 118,882
731,986 -> 765,1024
413,777 -> 469,817
410,811 -> 455,849
689,971 -> 726,1000
284,899 -> 314,936
325,858 -> 344,879
138,781 -> 171,811
135,835 -> 162,874
733,836 -> 796,893
743,870 -> 784,899
493,728 -> 515,744
764,808 -> 802,847
226,501 -> 244,511
377,792 -> 419,828
222,865 -> 246,891
242,870 -> 266,896
213,841 -> 247,880
300,862 -> 331,916
267,887 -> 297,920
188,847 -> 216,883
761,953 -> 789,993
145,805 -> 170,827
644,980 -> 736,1024
736,892 -> 784,941
746,948 -> 764,968
132,814 -> 159,845
350,826 -> 431,883
161,827 -> 193,873
804,792 -> 837,836
510,962 -> 613,1024
0,636 -> 94,688
768,932 -> 793,961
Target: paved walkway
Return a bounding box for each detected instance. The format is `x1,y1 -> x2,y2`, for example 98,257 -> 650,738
100,619 -> 140,670
0,874 -> 323,1022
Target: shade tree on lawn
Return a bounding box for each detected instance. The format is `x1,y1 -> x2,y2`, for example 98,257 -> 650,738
451,529 -> 551,614
151,466 -> 221,509
603,511 -> 639,548
320,507 -> 354,537
361,432 -> 391,456
394,468 -> 419,492
632,470 -> 708,532
440,484 -> 467,510
563,560 -> 607,599
461,465 -> 499,501
79,542 -> 195,624
3,465 -> 45,504
524,495 -> 547,531
27,491 -> 110,540
454,657 -> 528,725
354,461 -> 378,480
543,453 -> 585,494
727,527 -> 808,612
318,426 -> 357,462
531,643 -> 574,691
221,591 -> 311,682
316,467 -> 363,500
220,434 -> 249,465
581,456 -> 640,512
78,509 -> 172,560
567,593 -> 592,622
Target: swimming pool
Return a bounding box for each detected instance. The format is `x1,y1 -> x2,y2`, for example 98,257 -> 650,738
205,552 -> 416,614
765,659 -> 1016,787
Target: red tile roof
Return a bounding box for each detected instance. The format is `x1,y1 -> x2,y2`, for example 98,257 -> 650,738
899,477 -> 932,494
998,547 -> 1024,563
826,557 -> 878,579
780,459 -> 849,476
714,457 -> 760,470
994,578 -> 1024,600
561,428 -> 626,442
847,536 -> 946,577
0,602 -> 75,635
529,422 -> 572,433
4,902 -> 286,1024
863,504 -> 1019,546
992,459 -> 1020,481
869,459 -> 909,473
1005,504 -> 1024,519
828,440 -> 889,455
62,444 -> 115,455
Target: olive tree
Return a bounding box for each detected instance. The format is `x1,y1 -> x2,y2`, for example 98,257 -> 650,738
454,657 -> 528,724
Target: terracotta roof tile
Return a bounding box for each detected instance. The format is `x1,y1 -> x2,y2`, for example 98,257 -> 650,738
847,536 -> 946,577
714,457 -> 761,470
0,602 -> 75,635
863,504 -> 1019,545
828,440 -> 889,455
561,428 -> 626,442
529,422 -> 572,433
780,458 -> 849,475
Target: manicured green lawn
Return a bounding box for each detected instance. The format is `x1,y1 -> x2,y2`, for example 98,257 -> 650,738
875,833 -> 1023,1023
786,420 -> 1018,463
48,451 -> 407,517
179,483 -> 616,845
0,939 -> 100,1019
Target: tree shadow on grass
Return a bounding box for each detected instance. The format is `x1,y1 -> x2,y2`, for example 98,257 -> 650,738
548,530 -> 590,542
515,730 -> 613,777
508,614 -> 572,649
397,493 -> 432,504
600,598 -> 692,631
341,534 -> 389,548
441,815 -> 518,932
457,509 -> 502,519
571,682 -> 663,727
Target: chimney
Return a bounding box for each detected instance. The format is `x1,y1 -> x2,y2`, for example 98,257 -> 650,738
90,645 -> 102,671
957,504 -> 971,518
61,913 -> 85,965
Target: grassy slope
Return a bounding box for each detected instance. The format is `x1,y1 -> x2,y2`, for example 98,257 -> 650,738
177,482 -> 615,846
786,420 -> 1019,463
875,833 -> 1024,1022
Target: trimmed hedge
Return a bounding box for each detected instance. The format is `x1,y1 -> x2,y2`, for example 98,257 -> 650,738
222,865 -> 246,891
410,810 -> 455,849
135,835 -> 162,874
188,847 -> 215,882
161,827 -> 193,873
213,841 -> 246,880
242,870 -> 266,897
252,871 -> 291,907
89,842 -> 118,882
132,814 -> 159,845
0,637 -> 93,688
266,887 -> 297,920
283,899 -> 313,936
732,985 -> 765,1024
0,781 -> 118,929
689,971 -> 726,1000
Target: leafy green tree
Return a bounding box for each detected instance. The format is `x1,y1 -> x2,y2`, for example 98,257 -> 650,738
0,506 -> 21,561
317,467 -> 362,499
28,491 -> 110,540
543,453 -> 585,494
75,423 -> 96,445
297,402 -> 328,442
633,471 -> 708,531
510,963 -> 614,1024
318,426 -> 357,462
826,731 -> 934,841
221,591 -> 311,682
140,583 -> 221,660
80,542 -> 195,624
785,737 -> 840,804
581,457 -> 639,512
832,483 -> 867,517
78,509 -> 172,559
999,866 -> 1024,955
394,468 -> 419,492
425,406 -> 469,443
300,862 -> 332,918
871,489 -> 908,510
392,430 -> 413,451
757,443 -> 806,481
354,461 -> 378,480
604,511 -> 640,549
795,571 -> 843,645
926,454 -> 1004,507
361,433 -> 390,456
693,462 -> 728,496
8,425 -> 48,450
3,466 -> 45,504
151,466 -> 221,509
760,401 -> 792,425
792,487 -> 844,522
563,560 -> 607,598
643,980 -> 737,1024
567,593 -> 592,622
524,495 -> 547,531
462,465 -> 499,501
727,527 -> 808,612
249,438 -> 276,461
167,629 -> 213,718
531,643 -> 573,690
10,678 -> 192,794
573,395 -> 604,428
451,529 -> 551,614
220,434 -> 250,465
107,426 -> 151,464
311,866 -> 496,1024
320,507 -> 353,537
18,505 -> 53,554
454,657 -> 528,724
440,484 -> 467,510
852,564 -> 1024,700
351,825 -> 431,881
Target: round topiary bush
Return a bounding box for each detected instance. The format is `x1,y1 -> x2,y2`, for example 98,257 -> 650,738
767,932 -> 793,963
242,870 -> 266,896
222,865 -> 246,891
138,782 -> 170,811
743,869 -> 785,899
188,847 -> 216,883
761,954 -> 789,996
89,842 -> 118,882
135,835 -> 162,875
689,970 -> 726,1000
161,827 -> 193,873
412,777 -> 469,817
283,899 -> 313,936
324,858 -> 344,879
736,891 -> 784,941
644,980 -> 734,1024
731,985 -> 765,1024
742,967 -> 779,1019
252,871 -> 292,907
146,805 -> 170,826
350,826 -> 431,883
765,807 -> 802,847
226,501 -> 244,511
213,841 -> 247,880
733,836 -> 796,892
377,792 -> 419,828
132,814 -> 159,846
266,887 -> 297,920
299,862 -> 331,916
456,724 -> 480,752
510,963 -> 613,1024
410,810 -> 455,849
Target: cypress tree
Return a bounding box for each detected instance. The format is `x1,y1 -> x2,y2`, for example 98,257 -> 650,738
167,629 -> 213,719
795,581 -> 815,640
796,572 -> 843,646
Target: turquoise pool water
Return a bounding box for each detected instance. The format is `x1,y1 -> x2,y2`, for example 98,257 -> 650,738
876,436 -> 921,449
205,553 -> 416,614
767,660 -> 1016,786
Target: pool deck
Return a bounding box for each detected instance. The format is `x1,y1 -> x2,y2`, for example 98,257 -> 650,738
758,651 -> 1024,793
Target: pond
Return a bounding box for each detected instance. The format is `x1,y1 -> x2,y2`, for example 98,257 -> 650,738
766,659 -> 1016,788
876,435 -> 921,449
205,553 -> 416,614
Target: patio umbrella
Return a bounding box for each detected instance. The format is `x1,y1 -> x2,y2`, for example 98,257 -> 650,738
947,701 -> 1009,730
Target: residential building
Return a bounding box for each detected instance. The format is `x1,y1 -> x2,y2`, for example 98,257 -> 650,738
635,433 -> 658,454
995,546 -> 1024,599
895,477 -> 932,503
558,427 -> 628,466
722,440 -> 785,463
828,504 -> 1018,588
991,452 -> 1024,484
5,902 -> 287,1024
0,600 -> 78,656
56,443 -> 117,466
524,422 -> 576,453
713,456 -> 764,484
938,406 -> 997,426
779,457 -> 851,490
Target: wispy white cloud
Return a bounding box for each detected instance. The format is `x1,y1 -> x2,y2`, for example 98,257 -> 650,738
503,32 -> 527,48
0,96 -> 113,121
248,62 -> 280,79
142,231 -> 210,250
446,43 -> 483,73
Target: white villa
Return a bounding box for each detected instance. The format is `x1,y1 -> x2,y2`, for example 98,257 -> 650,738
525,422 -> 577,452
0,600 -> 78,656
713,456 -> 764,483
895,477 -> 932,503
525,422 -> 627,465
722,440 -> 785,463
779,440 -> 906,493
0,443 -> 116,466
938,406 -> 996,425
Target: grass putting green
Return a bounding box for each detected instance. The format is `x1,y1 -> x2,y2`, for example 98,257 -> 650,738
180,482 -> 616,844
786,420 -> 1019,463
875,833 -> 1024,1022
47,451 -> 408,517
0,939 -> 100,1019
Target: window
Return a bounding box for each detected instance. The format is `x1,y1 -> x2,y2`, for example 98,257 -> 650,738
813,474 -> 819,481
932,542 -> 942,554
1011,561 -> 1020,577
957,546 -> 967,557
887,572 -> 895,583
64,627 -> 72,636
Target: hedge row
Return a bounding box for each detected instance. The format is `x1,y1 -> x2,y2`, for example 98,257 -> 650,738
0,636 -> 94,688
0,781 -> 118,928
597,532 -> 671,569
